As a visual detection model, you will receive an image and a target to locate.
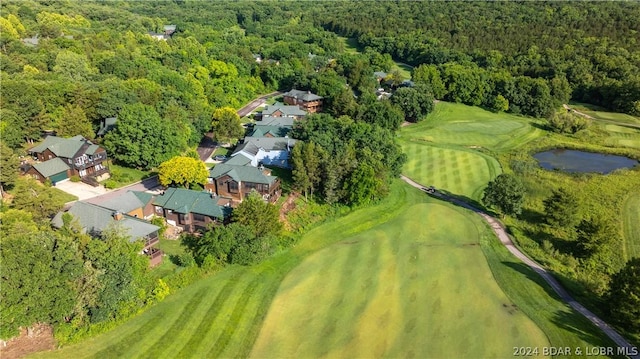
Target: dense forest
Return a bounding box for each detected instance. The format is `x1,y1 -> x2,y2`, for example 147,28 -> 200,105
318,1 -> 640,116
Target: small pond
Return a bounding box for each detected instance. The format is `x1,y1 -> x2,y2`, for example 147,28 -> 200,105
533,149 -> 638,174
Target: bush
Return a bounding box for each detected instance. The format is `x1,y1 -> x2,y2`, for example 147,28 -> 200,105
70,175 -> 81,182
103,180 -> 118,189
150,216 -> 167,236
175,252 -> 196,267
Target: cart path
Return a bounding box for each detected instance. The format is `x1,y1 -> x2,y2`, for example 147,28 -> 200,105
400,175 -> 639,357
563,104 -> 640,130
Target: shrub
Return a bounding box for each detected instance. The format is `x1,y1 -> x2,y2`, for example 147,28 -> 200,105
70,175 -> 81,182
103,179 -> 118,189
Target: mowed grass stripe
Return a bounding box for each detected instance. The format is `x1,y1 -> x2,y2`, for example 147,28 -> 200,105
177,268 -> 247,358
622,193 -> 640,259
92,286 -> 210,359
401,141 -> 501,200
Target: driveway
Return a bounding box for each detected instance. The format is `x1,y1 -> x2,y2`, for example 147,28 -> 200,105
55,180 -> 110,201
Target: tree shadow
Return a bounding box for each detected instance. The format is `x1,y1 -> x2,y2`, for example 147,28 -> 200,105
519,207 -> 545,225
503,261 -> 560,300
551,310 -> 622,353
529,121 -> 550,131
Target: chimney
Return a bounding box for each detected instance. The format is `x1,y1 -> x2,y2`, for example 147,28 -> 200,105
112,211 -> 123,221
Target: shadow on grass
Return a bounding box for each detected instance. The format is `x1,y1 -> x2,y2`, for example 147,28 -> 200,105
551,310 -> 623,353
503,261 -> 560,300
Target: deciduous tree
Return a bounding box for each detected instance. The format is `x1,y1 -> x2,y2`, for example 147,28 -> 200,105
158,156 -> 208,189
57,104 -> 94,139
211,107 -> 244,144
232,191 -> 282,238
608,258 -> 640,334
482,174 -> 525,216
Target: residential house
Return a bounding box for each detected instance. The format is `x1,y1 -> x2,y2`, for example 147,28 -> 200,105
27,135 -> 109,185
259,116 -> 295,127
260,102 -> 307,120
248,125 -> 291,138
282,89 -> 323,113
97,117 -> 117,137
88,191 -> 155,220
52,201 -> 163,266
373,71 -> 388,83
232,137 -> 296,168
206,154 -> 281,203
148,25 -> 176,41
152,187 -> 233,233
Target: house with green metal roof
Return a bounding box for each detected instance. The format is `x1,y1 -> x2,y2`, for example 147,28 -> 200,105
206,154 -> 281,203
25,158 -> 70,185
87,190 -> 155,219
152,187 -> 233,233
51,201 -> 163,266
261,102 -> 308,119
27,135 -> 110,185
248,125 -> 291,138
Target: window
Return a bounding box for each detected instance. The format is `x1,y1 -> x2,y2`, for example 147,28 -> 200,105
155,206 -> 163,214
228,181 -> 238,192
245,182 -> 256,191
193,214 -> 205,222
178,213 -> 188,224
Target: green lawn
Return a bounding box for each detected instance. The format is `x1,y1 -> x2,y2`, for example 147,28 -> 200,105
104,163 -> 154,188
602,124 -> 640,149
622,193 -> 640,259
51,186 -> 78,203
32,182 -> 614,358
401,141 -> 501,200
251,199 -> 548,358
390,61 -> 413,80
400,102 -> 543,152
212,147 -> 229,157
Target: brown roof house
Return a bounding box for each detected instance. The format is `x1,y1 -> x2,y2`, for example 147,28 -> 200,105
27,135 -> 109,185
152,187 -> 233,233
52,201 -> 163,266
282,89 -> 323,113
206,154 -> 281,203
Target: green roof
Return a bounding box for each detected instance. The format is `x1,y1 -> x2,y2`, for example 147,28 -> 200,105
260,116 -> 295,127
131,191 -> 154,205
249,125 -> 291,138
224,154 -> 253,166
32,158 -> 70,178
153,188 -> 231,219
283,89 -> 323,102
209,163 -> 277,185
29,135 -> 86,158
52,202 -> 159,241
262,102 -> 307,117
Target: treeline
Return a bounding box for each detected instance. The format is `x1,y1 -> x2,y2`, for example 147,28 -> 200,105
318,2 -> 640,116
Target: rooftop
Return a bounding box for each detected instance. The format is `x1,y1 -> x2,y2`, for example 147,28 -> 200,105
29,135 -> 96,159
31,158 -> 70,178
282,89 -> 323,102
153,188 -> 232,219
262,102 -> 307,117
209,162 -> 278,185
52,201 -> 159,241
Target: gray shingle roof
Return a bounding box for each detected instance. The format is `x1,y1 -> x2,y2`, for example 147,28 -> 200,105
153,188 -> 231,219
94,191 -> 146,214
239,137 -> 297,152
224,153 -> 253,166
283,89 -> 323,102
97,117 -> 117,136
31,158 -> 70,178
209,163 -> 277,185
52,202 -> 159,241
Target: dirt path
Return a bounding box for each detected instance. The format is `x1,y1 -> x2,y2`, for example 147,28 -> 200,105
279,192 -> 300,231
0,324 -> 55,359
400,174 -> 639,357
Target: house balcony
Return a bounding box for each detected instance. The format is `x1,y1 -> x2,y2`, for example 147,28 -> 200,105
145,247 -> 163,267
144,236 -> 159,249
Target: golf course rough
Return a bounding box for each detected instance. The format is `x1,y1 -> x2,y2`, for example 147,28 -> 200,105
251,200 -> 549,358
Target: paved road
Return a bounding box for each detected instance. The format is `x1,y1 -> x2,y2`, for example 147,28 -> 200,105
237,91 -> 282,118
196,132 -> 217,162
400,175 -> 639,358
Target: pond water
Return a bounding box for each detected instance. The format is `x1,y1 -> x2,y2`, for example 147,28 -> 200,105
533,149 -> 638,174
